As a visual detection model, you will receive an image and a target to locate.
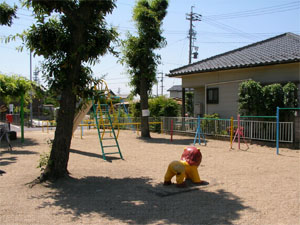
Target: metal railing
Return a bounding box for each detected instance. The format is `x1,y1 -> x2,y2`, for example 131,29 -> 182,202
162,117 -> 294,143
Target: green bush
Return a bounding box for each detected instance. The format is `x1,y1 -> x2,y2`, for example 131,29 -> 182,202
201,113 -> 220,134
283,82 -> 298,107
124,96 -> 180,132
238,80 -> 263,116
186,92 -> 194,117
149,96 -> 180,132
263,83 -> 284,116
238,81 -> 298,119
149,96 -> 180,117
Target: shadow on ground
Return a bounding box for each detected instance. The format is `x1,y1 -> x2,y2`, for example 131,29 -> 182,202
32,176 -> 250,224
0,137 -> 39,150
70,149 -> 121,163
0,149 -> 37,167
0,138 -> 38,167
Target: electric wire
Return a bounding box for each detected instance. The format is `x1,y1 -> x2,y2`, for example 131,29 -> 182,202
205,1 -> 300,20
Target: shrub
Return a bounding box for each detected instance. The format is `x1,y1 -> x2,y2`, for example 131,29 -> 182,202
238,80 -> 263,116
149,96 -> 180,117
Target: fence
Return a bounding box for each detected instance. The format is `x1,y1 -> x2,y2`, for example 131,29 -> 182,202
0,113 -> 54,126
1,113 -> 294,143
162,117 -> 294,143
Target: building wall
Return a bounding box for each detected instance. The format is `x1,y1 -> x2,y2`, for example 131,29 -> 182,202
193,81 -> 241,118
194,87 -> 205,116
182,62 -> 300,118
170,91 -> 182,99
207,82 -> 241,118
296,83 -> 300,147
182,62 -> 299,88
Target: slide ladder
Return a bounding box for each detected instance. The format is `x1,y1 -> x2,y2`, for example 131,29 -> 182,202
92,80 -> 123,160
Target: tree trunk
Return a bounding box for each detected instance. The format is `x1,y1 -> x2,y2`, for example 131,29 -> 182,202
140,76 -> 150,138
45,83 -> 77,179
40,12 -> 85,181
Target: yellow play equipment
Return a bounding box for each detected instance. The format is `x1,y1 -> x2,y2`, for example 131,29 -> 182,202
71,79 -> 123,160
164,146 -> 206,187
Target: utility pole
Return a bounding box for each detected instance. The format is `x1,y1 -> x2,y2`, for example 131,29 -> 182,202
160,72 -> 164,96
157,72 -> 164,96
33,67 -> 39,84
186,6 -> 201,64
182,6 -> 201,117
29,50 -> 33,127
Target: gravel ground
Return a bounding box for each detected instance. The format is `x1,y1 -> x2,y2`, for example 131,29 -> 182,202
0,129 -> 299,225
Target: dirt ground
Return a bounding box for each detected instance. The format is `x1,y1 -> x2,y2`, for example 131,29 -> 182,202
0,129 -> 299,225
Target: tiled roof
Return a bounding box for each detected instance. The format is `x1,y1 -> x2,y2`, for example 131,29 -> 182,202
167,85 -> 182,91
169,32 -> 300,77
167,85 -> 194,91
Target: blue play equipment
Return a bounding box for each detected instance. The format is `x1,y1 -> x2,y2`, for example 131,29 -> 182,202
193,116 -> 207,146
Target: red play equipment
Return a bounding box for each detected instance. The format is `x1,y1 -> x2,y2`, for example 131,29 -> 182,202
6,114 -> 13,123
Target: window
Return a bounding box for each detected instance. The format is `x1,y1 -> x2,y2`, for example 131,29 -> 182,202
207,88 -> 219,104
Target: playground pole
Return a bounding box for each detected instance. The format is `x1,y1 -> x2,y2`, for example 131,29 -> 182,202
238,115 -> 240,150
21,93 -> 24,143
170,119 -> 173,142
230,116 -> 233,148
81,121 -> 83,139
276,107 -> 280,155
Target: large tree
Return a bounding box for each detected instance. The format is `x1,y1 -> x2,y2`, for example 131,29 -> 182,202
23,0 -> 118,182
122,0 -> 168,138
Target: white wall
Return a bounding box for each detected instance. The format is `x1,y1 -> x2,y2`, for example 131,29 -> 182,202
206,82 -> 241,118
193,87 -> 205,116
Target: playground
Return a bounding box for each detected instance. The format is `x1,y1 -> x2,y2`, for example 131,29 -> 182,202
0,129 -> 299,225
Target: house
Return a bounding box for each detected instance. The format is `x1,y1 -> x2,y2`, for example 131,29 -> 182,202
168,32 -> 300,119
167,85 -> 194,99
167,85 -> 183,99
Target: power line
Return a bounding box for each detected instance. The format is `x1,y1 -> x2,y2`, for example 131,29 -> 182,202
205,1 -> 300,20
202,17 -> 260,41
198,41 -> 252,43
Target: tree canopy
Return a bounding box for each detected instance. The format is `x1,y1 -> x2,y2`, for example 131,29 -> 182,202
0,73 -> 33,105
122,0 -> 168,137
0,2 -> 17,26
22,0 -> 118,182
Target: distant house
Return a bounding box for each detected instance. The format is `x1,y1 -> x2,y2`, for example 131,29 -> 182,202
167,85 -> 194,99
168,32 -> 300,118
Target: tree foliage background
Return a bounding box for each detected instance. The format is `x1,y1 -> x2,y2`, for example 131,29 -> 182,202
0,73 -> 33,106
129,96 -> 180,118
238,80 -> 298,119
0,2 -> 17,26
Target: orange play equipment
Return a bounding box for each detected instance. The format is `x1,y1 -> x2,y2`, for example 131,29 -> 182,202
164,146 -> 206,187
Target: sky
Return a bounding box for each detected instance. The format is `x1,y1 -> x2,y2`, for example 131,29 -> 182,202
1,0 -> 299,97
